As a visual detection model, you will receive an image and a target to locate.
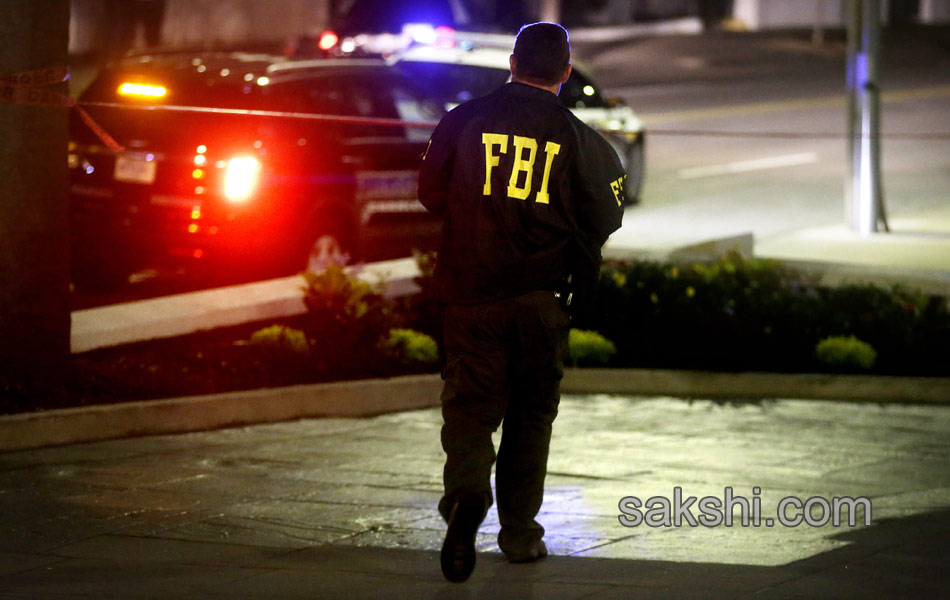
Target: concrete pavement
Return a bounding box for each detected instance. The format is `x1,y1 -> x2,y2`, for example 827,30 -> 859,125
0,395 -> 947,598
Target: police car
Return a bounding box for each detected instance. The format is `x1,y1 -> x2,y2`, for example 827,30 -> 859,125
69,52 -> 443,289
387,37 -> 645,205
314,25 -> 644,204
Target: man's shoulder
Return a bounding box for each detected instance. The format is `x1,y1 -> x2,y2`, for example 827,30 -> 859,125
565,109 -> 614,150
432,91 -> 498,138
446,89 -> 501,119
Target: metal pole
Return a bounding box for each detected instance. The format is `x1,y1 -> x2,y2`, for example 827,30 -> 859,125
539,0 -> 560,23
845,0 -> 884,235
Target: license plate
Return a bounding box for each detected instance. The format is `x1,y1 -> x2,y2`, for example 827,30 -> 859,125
114,154 -> 157,184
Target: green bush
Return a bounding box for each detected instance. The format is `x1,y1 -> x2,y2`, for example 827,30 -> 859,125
298,264 -> 402,373
815,335 -> 877,370
301,264 -> 377,323
408,251 -> 950,376
568,329 -> 617,366
249,325 -> 309,356
379,328 -> 439,367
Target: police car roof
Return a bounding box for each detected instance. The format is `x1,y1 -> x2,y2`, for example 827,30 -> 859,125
389,44 -> 511,70
266,57 -> 387,74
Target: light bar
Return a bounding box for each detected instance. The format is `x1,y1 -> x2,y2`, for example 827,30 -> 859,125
404,23 -> 437,45
117,82 -> 167,98
403,24 -> 456,48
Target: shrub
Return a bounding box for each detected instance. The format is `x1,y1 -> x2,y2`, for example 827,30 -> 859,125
590,253 -> 822,371
815,335 -> 877,370
379,328 -> 439,368
299,264 -> 402,369
408,251 -> 950,376
398,250 -> 443,344
301,264 -> 377,324
568,329 -> 617,366
249,325 -> 309,356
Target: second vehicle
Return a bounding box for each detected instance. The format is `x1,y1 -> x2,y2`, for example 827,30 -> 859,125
70,52 -> 444,289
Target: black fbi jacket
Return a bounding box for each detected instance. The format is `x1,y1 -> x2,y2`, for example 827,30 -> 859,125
418,81 -> 625,305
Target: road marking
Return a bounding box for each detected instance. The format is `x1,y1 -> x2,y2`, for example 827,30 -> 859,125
640,84 -> 950,126
677,152 -> 819,180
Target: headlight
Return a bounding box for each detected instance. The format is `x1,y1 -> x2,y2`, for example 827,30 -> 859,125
223,157 -> 261,202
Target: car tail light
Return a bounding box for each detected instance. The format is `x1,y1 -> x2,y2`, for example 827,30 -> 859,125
318,30 -> 339,51
223,157 -> 261,202
117,82 -> 167,98
434,26 -> 456,48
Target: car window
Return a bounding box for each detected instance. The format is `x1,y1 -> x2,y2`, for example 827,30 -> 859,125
80,53 -> 283,111
558,69 -> 609,109
261,71 -> 441,140
82,69 -> 263,110
396,61 -> 509,106
389,82 -> 443,140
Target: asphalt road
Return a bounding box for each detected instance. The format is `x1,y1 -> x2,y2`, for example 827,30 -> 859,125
575,29 -> 950,251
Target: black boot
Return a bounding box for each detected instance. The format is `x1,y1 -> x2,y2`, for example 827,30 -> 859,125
440,492 -> 484,582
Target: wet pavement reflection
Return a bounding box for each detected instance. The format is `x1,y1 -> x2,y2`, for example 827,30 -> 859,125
1,395 -> 948,598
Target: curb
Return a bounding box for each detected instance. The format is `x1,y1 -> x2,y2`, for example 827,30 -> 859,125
562,369 -> 950,405
71,258 -> 423,353
0,375 -> 443,452
2,369 -> 948,452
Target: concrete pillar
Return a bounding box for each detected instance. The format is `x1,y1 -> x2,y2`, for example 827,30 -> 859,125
734,0 -> 846,29
0,0 -> 72,397
539,0 -> 560,23
920,0 -> 950,22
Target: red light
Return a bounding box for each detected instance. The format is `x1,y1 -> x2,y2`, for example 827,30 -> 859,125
224,156 -> 261,202
435,26 -> 456,48
193,249 -> 204,259
318,30 -> 339,51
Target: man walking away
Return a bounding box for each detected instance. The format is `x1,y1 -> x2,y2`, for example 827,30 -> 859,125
418,22 -> 625,583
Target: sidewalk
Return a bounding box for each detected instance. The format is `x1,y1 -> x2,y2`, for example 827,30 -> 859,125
0,395 -> 947,598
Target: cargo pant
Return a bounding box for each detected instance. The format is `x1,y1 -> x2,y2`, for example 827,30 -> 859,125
438,290 -> 570,556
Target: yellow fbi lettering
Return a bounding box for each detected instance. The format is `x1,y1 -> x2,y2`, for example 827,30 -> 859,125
610,175 -> 626,206
482,133 -> 561,204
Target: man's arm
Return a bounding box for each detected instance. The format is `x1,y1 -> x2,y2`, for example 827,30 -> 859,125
572,125 -> 626,246
417,116 -> 458,217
